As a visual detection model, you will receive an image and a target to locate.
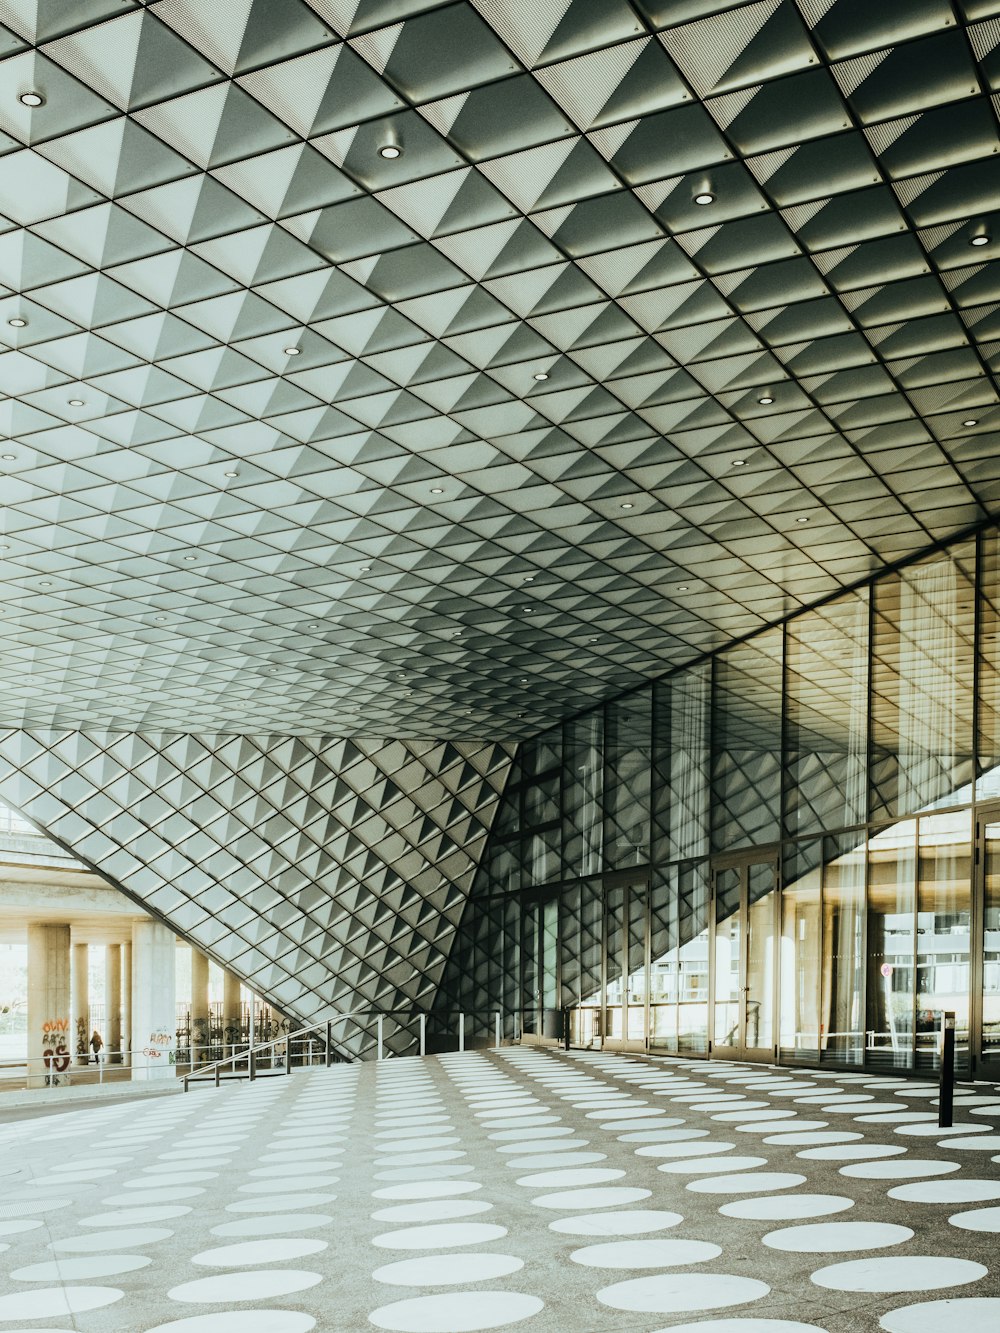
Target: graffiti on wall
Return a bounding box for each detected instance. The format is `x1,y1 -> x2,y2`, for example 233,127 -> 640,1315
142,1030 -> 175,1064
42,1017 -> 71,1085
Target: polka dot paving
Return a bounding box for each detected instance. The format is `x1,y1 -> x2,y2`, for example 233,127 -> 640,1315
0,1048 -> 994,1331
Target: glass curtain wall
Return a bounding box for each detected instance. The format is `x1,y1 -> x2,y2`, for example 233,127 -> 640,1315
436,520 -> 1000,1074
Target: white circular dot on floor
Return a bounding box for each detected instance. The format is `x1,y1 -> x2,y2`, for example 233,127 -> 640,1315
372,1222 -> 508,1250
145,1312 -> 317,1332
571,1238 -> 721,1268
505,1152 -> 606,1169
841,1159 -> 959,1180
888,1180 -> 1000,1204
515,1167 -> 624,1188
372,1181 -> 481,1201
375,1166 -> 474,1183
80,1206 -> 192,1226
240,1178 -> 340,1194
191,1239 -> 327,1267
948,1206 -> 1000,1232
548,1210 -> 683,1236
488,1127 -> 574,1141
0,1220 -> 42,1237
0,1198 -> 72,1217
659,1156 -> 768,1176
618,1126 -> 701,1142
497,1139 -> 589,1155
812,1256 -> 987,1292
597,1272 -> 769,1313
531,1186 -> 651,1210
765,1132 -> 856,1146
763,1221 -> 913,1253
371,1201 -> 492,1224
226,1193 -> 336,1213
879,1298 -> 1000,1332
168,1269 -> 322,1303
636,1141 -> 735,1159
369,1291 -> 543,1331
797,1144 -> 906,1162
897,1122 -> 990,1138
720,1194 -> 854,1220
49,1227 -> 173,1252
688,1172 -> 805,1195
210,1213 -> 333,1238
373,1254 -> 523,1286
651,1321 -> 830,1333
11,1254 -> 151,1281
942,1135 -> 1000,1151
0,1286 -> 124,1319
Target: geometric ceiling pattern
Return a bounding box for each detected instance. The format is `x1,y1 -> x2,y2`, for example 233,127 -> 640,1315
0,1 -> 997,735
0,728 -> 514,1043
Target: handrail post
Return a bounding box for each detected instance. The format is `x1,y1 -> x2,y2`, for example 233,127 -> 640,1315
419,1012 -> 426,1058
377,1014 -> 384,1061
326,1020 -> 333,1068
250,1048 -> 256,1082
494,1011 -> 501,1048
285,1035 -> 292,1074
458,1011 -> 465,1053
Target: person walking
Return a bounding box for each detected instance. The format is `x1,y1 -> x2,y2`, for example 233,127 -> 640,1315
89,1029 -> 103,1064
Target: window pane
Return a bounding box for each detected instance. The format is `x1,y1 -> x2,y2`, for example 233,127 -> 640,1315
821,832 -> 865,1065
978,531 -> 1000,800
867,821 -> 917,1070
983,819 -> 1000,1059
916,811 -> 970,1073
785,592 -> 868,837
781,844 -> 821,1062
871,545 -> 975,818
604,694 -> 651,869
677,862 -> 710,1054
712,630 -> 782,851
564,713 -> 603,877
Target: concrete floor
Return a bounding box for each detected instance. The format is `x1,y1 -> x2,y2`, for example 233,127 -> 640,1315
0,1048 -> 998,1332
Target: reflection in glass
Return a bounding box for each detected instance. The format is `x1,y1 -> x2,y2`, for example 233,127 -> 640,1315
714,867 -> 741,1050
712,631 -> 782,851
916,811 -> 970,1071
565,714 -> 603,876
564,880 -> 603,1048
605,696 -> 651,868
867,821 -> 917,1069
521,901 -> 539,1036
626,885 -> 647,1043
781,846 -> 821,1061
605,886 -> 624,1041
984,821 -> 1000,1058
785,593 -> 868,837
746,877 -> 774,1051
821,833 -> 865,1064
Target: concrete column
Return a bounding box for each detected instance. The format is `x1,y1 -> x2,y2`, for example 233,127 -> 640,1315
190,947 -> 210,1066
72,941 -> 89,1066
121,941 -> 132,1065
106,944 -> 122,1064
27,923 -> 72,1089
223,969 -> 242,1056
130,920 -> 176,1081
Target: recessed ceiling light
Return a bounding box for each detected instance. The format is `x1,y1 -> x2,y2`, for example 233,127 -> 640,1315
224,470 -> 238,478
971,233 -> 990,247
19,92 -> 44,108
589,637 -> 598,642
757,393 -> 774,405
678,585 -> 689,591
533,371 -> 549,381
7,318 -> 26,328
693,191 -> 715,205
620,502 -> 634,509
430,487 -> 444,494
1,454 -> 14,461
283,346 -> 300,355
963,418 -> 979,427
732,459 -> 746,467
796,516 -> 810,523
379,142 -> 402,159
155,616 -> 168,622
523,576 -> 534,582
0,545 -> 9,551
360,566 -> 371,572
68,398 -> 84,407
39,581 -> 51,587
183,555 -> 197,562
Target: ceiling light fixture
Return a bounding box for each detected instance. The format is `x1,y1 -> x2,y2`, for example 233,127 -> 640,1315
757,393 -> 774,405
19,92 -> 44,107
39,581 -> 51,587
732,459 -> 746,467
1,454 -> 14,461
693,190 -> 715,205
283,346 -> 300,355
430,487 -> 444,494
7,317 -> 26,328
678,585 -> 689,591
971,232 -> 990,247
796,516 -> 810,523
378,140 -> 402,160
963,418 -> 979,427
523,576 -> 534,582
224,470 -> 238,478
183,555 -> 197,562
620,502 -> 634,509
533,371 -> 549,381
360,565 -> 371,572
68,398 -> 84,406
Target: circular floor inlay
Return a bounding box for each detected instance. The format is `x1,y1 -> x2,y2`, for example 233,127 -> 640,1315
948,1207 -> 1000,1232
210,1214 -> 333,1238
811,1257 -> 987,1292
636,1141 -> 735,1160
372,1182 -> 481,1201
146,1314 -> 316,1332
688,1172 -> 805,1195
888,1180 -> 1000,1204
653,1322 -> 830,1333
371,1201 -> 492,1224
841,1160 -> 959,1180
80,1206 -> 191,1226
879,1298 -> 1000,1332
515,1167 -> 624,1188
531,1187 -> 651,1210
548,1210 -> 682,1236
597,1273 -> 769,1313
660,1156 -> 768,1176
720,1194 -> 854,1221
571,1238 -> 721,1268
49,1228 -> 173,1252
372,1223 -> 507,1250
369,1291 -> 543,1331
373,1254 -> 523,1286
763,1222 -> 912,1253
191,1240 -> 327,1267
798,1144 -> 905,1162
168,1270 -> 322,1303
0,1286 -> 124,1319
12,1255 -> 150,1281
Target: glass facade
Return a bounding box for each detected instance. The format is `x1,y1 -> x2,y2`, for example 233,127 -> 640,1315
437,521 -> 1000,1076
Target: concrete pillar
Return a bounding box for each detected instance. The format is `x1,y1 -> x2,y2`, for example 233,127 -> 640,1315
130,920 -> 176,1081
27,923 -> 71,1089
121,941 -> 132,1065
223,969 -> 242,1056
106,944 -> 122,1064
72,941 -> 89,1066
190,947 -> 210,1066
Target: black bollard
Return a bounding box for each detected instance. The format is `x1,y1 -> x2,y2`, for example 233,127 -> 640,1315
563,1007 -> 571,1051
938,1011 -> 955,1129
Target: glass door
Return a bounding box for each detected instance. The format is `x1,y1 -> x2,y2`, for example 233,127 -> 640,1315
711,856 -> 778,1061
604,878 -> 649,1050
521,896 -> 560,1041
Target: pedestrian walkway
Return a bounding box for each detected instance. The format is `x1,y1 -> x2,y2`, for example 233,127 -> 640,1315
0,1047 -> 998,1331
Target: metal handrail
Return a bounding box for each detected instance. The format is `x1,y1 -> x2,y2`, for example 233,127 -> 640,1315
182,1008 -> 505,1091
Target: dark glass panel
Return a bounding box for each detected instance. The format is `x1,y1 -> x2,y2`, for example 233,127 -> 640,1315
712,630 -> 782,851
604,693 -> 652,869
